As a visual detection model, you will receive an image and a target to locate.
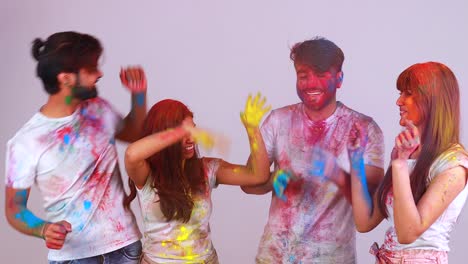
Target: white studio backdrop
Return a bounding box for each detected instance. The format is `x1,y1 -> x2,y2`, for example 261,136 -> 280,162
1,1 -> 467,263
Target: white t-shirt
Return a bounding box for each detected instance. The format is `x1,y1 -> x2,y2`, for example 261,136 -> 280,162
382,144 -> 468,252
5,97 -> 141,261
136,158 -> 219,263
256,102 -> 385,264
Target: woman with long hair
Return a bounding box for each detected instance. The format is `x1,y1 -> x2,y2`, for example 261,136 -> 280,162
123,94 -> 271,263
345,62 -> 468,263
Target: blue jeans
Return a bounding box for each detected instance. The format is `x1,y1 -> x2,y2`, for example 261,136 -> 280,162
49,240 -> 142,264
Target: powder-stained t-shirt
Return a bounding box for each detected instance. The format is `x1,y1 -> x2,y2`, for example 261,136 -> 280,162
136,158 -> 220,263
5,97 -> 141,261
256,102 -> 384,264
382,144 -> 468,252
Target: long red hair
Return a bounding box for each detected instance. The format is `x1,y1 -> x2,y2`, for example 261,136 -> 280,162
124,99 -> 206,222
377,62 -> 461,217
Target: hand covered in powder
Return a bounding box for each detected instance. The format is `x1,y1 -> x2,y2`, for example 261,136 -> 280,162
240,92 -> 271,132
120,66 -> 147,93
42,220 -> 72,250
273,169 -> 293,201
347,122 -> 368,174
394,119 -> 420,160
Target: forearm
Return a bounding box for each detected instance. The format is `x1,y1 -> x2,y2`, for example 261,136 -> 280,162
118,92 -> 147,142
392,159 -> 422,241
348,157 -> 384,231
350,170 -> 379,231
5,205 -> 47,239
245,127 -> 270,183
126,126 -> 187,164
241,180 -> 272,194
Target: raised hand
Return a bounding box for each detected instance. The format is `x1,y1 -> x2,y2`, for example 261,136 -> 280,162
42,220 -> 72,250
347,122 -> 368,173
394,120 -> 420,160
240,92 -> 271,132
120,66 -> 147,93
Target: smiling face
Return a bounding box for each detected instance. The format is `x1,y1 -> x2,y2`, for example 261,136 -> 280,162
295,63 -> 342,118
396,88 -> 422,127
181,117 -> 196,160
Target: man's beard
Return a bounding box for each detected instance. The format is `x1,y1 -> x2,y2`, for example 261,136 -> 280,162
72,85 -> 98,100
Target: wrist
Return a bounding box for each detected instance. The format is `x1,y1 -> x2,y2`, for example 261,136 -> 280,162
40,222 -> 50,240
133,92 -> 146,107
350,157 -> 365,173
246,126 -> 259,136
391,159 -> 407,167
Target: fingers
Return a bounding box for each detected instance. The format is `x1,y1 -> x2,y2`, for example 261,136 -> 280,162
43,221 -> 72,250
261,104 -> 272,116
46,240 -> 66,250
405,120 -> 420,144
258,95 -> 266,109
245,94 -> 252,108
347,122 -> 368,151
120,66 -> 147,92
395,135 -> 403,148
252,92 -> 260,107
402,129 -> 414,146
396,126 -> 419,149
58,220 -> 72,232
124,67 -> 143,81
46,222 -> 70,237
241,92 -> 271,129
239,111 -> 246,125
394,131 -> 417,160
392,119 -> 421,160
347,124 -> 359,149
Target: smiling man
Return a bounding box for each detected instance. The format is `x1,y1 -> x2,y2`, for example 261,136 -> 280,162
242,37 -> 385,263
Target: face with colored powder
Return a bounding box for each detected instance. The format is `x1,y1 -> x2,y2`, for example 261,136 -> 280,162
295,63 -> 342,113
66,66 -> 103,103
396,88 -> 422,127
181,117 -> 196,159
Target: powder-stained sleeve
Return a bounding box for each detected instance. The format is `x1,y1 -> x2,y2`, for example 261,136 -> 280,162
5,137 -> 37,189
260,110 -> 278,164
364,119 -> 385,169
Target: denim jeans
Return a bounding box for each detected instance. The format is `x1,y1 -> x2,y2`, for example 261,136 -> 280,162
49,240 -> 142,264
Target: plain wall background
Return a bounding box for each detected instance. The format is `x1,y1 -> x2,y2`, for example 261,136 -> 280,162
1,0 -> 467,263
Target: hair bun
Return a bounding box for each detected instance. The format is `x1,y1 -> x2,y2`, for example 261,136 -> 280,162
31,38 -> 45,60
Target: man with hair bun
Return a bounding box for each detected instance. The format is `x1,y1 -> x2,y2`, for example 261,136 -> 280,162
5,31 -> 146,263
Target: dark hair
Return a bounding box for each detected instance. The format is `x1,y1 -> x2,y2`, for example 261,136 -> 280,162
290,37 -> 344,73
123,99 -> 206,223
377,62 -> 461,217
32,31 -> 102,94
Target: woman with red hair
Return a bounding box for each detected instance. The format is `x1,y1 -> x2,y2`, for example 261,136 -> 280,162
347,62 -> 468,263
124,94 -> 270,263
